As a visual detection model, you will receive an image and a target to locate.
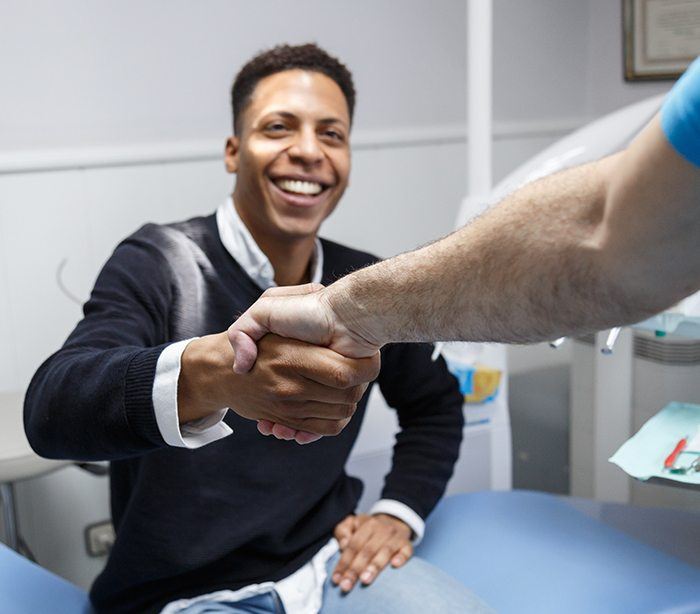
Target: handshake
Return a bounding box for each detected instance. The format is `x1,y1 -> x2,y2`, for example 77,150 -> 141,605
224,282 -> 384,444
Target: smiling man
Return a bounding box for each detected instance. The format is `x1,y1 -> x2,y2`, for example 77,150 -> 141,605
24,44 -> 490,613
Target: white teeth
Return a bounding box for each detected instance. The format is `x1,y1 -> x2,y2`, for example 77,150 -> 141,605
276,179 -> 323,196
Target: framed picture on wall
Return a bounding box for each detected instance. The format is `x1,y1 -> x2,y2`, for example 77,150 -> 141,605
623,0 -> 700,80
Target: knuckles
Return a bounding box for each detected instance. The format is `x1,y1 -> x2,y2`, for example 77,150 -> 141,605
334,358 -> 380,389
345,385 -> 366,404
376,545 -> 395,558
342,545 -> 357,559
340,403 -> 357,420
330,365 -> 355,389
270,381 -> 301,401
322,419 -> 348,436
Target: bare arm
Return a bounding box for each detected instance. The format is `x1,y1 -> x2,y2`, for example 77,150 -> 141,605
326,117 -> 700,347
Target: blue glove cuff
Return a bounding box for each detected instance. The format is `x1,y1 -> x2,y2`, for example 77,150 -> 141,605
661,56 -> 700,167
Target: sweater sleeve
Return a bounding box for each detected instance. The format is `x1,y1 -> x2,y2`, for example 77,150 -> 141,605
24,232 -> 177,461
376,343 -> 464,520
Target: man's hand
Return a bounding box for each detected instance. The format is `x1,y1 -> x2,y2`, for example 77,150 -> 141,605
178,332 -> 380,440
331,513 -> 413,593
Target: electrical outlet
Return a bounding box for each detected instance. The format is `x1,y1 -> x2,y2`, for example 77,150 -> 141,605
85,520 -> 115,557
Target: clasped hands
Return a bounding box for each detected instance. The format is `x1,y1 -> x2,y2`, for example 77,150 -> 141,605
224,283 -> 381,444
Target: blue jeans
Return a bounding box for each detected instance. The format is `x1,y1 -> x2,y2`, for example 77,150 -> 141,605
176,552 -> 493,613
319,552 -> 493,613
173,590 -> 284,613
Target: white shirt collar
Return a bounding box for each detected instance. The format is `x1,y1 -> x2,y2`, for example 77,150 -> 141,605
215,197 -> 324,290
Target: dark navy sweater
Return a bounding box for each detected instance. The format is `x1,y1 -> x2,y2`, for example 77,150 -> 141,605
24,214 -> 463,613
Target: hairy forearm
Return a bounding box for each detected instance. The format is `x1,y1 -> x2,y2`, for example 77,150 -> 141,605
327,118 -> 700,346
328,161 -> 614,345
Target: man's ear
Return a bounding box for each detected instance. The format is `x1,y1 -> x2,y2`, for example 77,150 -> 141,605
224,136 -> 240,173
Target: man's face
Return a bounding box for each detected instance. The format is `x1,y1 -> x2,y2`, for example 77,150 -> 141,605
226,69 -> 351,243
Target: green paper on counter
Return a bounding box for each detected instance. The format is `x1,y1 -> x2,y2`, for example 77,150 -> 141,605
609,402 -> 700,485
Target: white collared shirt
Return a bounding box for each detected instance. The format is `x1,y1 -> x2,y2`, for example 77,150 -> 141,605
153,198 -> 424,614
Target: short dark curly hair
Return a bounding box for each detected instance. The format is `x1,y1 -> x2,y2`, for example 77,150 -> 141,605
231,43 -> 355,135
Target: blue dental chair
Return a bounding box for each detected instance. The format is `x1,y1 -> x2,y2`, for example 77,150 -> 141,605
3,489 -> 700,613
417,490 -> 700,614
0,544 -> 92,613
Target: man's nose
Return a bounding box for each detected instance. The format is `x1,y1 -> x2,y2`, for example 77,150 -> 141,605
288,128 -> 323,166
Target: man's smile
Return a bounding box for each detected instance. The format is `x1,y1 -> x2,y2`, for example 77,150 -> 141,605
268,174 -> 334,207
275,178 -> 324,195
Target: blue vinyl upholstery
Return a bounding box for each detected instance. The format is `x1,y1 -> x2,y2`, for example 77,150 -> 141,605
3,490 -> 699,614
417,490 -> 700,614
0,541 -> 92,613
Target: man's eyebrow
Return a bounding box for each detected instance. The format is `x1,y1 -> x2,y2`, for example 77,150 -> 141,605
264,111 -> 298,121
262,111 -> 347,128
318,117 -> 348,128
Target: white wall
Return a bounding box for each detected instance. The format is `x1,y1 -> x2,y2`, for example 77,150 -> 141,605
584,0 -> 671,117
493,0 -> 589,122
0,0 -> 467,151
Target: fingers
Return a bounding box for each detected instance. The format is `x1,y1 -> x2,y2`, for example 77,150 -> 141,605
332,516 -> 374,590
293,415 -> 352,436
390,542 -> 413,568
258,420 -> 320,445
257,413 -> 351,440
360,540 -> 413,586
293,430 -> 323,445
332,515 -> 413,592
302,352 -> 381,391
271,423 -> 298,440
267,417 -> 351,440
275,374 -> 368,406
234,333 -> 366,440
262,336 -> 378,404
333,515 -> 357,549
270,400 -> 356,423
258,422 -> 325,445
257,420 -> 274,436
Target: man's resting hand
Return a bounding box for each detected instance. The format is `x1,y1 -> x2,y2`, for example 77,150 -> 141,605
331,513 -> 413,593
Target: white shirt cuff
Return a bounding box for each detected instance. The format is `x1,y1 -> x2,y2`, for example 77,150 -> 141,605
369,499 -> 425,545
153,338 -> 233,449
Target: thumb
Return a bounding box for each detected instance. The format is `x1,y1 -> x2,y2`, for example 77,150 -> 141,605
260,282 -> 325,297
228,327 -> 263,374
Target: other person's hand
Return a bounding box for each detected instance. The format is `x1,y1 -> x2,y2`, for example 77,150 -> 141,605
331,513 -> 413,593
178,332 -> 379,440
227,283 -> 380,374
